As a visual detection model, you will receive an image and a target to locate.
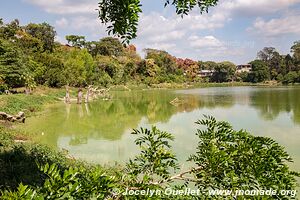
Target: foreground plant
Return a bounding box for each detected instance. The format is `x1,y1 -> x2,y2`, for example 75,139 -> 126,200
1,116 -> 299,199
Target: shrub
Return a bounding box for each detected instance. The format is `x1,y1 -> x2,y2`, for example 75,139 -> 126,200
283,71 -> 298,84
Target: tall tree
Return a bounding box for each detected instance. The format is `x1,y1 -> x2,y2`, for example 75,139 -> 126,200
144,48 -> 178,74
257,47 -> 279,62
211,61 -> 236,83
25,23 -> 56,52
248,60 -> 270,83
0,39 -> 26,88
291,41 -> 300,68
257,47 -> 282,79
0,19 -> 20,39
96,37 -> 124,57
65,35 -> 86,48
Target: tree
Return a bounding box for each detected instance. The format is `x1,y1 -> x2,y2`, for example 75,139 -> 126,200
0,39 -> 26,88
199,61 -> 218,70
61,48 -> 94,87
211,61 -> 236,82
25,23 -> 56,52
144,48 -> 178,75
0,19 -> 20,39
248,60 -> 270,83
283,54 -> 294,73
35,53 -> 66,87
20,71 -> 36,94
257,47 -> 279,62
97,37 -> 124,56
291,41 -> 300,67
15,30 -> 44,52
85,37 -> 124,57
65,35 -> 86,48
98,0 -> 218,43
257,47 -> 282,79
283,71 -> 298,84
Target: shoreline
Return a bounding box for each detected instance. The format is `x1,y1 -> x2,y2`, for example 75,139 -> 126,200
0,82 -> 291,142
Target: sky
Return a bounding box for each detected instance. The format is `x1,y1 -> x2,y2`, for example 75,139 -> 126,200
0,0 -> 300,64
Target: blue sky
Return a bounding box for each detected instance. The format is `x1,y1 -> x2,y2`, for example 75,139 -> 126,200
1,0 -> 300,64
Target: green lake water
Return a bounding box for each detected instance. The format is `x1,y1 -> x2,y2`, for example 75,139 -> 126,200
20,86 -> 300,172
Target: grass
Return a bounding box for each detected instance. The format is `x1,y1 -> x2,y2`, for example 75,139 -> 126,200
0,86 -> 67,116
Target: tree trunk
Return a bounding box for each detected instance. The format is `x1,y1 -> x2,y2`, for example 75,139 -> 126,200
77,88 -> 83,104
85,88 -> 90,103
65,86 -> 71,103
25,87 -> 30,95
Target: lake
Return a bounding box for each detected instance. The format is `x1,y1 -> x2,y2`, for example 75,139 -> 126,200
21,86 -> 300,172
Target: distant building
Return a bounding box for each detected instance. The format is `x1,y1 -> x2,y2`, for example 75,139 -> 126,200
198,70 -> 215,77
236,64 -> 252,73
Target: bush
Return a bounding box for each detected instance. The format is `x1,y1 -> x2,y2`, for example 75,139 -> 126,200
283,71 -> 298,84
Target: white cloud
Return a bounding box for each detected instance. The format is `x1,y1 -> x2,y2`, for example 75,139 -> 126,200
55,17 -> 68,27
220,0 -> 300,16
133,11 -> 230,55
22,0 -> 300,63
249,13 -> 300,37
187,35 -> 246,58
24,0 -> 98,14
55,35 -> 66,44
189,35 -> 223,49
149,30 -> 185,43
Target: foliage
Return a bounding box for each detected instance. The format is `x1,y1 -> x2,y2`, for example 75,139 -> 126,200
247,60 -> 270,83
291,41 -> 300,66
34,53 -> 66,87
144,49 -> 185,84
0,142 -> 67,190
126,127 -> 179,181
16,30 -> 44,53
0,39 -> 26,88
36,163 -> 115,199
20,71 -> 37,94
1,183 -> 39,200
24,23 -> 56,52
0,19 -> 20,39
211,61 -> 236,82
188,116 -> 299,199
282,71 -> 298,84
98,0 -> 218,43
59,48 -> 94,87
65,35 -> 86,48
253,45 -> 300,84
97,37 -> 125,56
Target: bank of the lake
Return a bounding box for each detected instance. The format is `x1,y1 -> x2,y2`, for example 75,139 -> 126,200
0,82 -> 288,142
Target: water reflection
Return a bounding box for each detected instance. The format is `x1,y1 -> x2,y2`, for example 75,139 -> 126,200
20,86 -> 300,169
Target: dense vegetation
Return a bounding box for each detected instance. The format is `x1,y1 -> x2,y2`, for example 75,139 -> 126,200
1,116 -> 298,199
1,19 -> 300,95
198,44 -> 300,84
